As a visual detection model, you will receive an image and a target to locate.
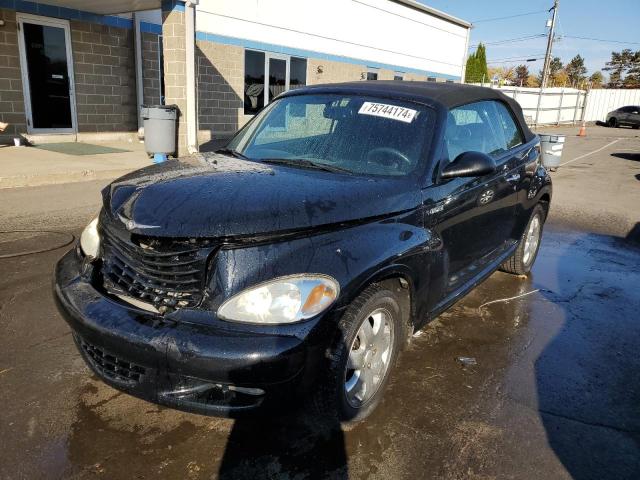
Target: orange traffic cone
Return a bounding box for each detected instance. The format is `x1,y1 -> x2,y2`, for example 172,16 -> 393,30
577,121 -> 586,137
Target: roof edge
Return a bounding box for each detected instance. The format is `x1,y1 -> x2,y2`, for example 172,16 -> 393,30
390,0 -> 471,29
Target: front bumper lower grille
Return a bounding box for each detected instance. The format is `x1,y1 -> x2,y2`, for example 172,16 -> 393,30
80,338 -> 147,385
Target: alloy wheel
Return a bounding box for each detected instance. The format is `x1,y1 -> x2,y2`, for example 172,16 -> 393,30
523,215 -> 541,266
344,308 -> 394,408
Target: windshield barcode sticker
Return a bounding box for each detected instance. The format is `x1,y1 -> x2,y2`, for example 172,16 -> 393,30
358,102 -> 417,123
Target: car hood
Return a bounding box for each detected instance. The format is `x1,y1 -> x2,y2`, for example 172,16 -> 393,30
102,154 -> 421,239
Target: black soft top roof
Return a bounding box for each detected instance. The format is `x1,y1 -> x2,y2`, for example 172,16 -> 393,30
281,81 -> 536,143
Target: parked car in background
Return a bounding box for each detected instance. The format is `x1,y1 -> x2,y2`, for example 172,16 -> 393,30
54,82 -> 551,422
606,105 -> 640,128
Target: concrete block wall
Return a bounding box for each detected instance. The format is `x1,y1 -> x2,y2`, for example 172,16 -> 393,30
307,58 -> 365,85
378,69 -> 395,81
404,72 -> 429,81
196,39 -> 243,141
70,22 -> 137,132
0,8 -> 26,143
141,31 -> 162,105
161,5 -> 187,154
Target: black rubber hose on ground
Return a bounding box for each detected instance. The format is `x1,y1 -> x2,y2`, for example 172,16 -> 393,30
0,230 -> 75,259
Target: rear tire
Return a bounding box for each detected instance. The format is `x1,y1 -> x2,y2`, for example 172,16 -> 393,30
313,284 -> 406,423
608,117 -> 618,128
500,204 -> 546,276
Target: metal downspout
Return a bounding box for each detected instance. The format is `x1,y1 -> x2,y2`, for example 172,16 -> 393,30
133,12 -> 144,134
185,1 -> 199,154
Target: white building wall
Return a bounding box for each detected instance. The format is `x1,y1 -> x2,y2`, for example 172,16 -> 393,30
195,0 -> 469,79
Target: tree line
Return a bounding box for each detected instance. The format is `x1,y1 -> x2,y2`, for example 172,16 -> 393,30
465,43 -> 640,89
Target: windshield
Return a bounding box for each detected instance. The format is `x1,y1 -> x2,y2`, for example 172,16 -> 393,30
226,94 -> 434,177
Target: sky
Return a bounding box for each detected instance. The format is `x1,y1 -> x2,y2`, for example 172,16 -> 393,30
420,0 -> 640,76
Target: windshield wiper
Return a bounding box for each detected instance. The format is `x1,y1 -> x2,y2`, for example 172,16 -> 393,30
260,158 -> 352,174
215,148 -> 249,160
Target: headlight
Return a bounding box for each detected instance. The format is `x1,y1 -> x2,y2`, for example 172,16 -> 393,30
80,216 -> 101,260
217,275 -> 339,324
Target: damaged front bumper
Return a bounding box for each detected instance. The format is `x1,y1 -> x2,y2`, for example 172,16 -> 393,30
54,248 -> 321,416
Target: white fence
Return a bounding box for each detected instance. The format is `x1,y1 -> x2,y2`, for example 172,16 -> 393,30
498,87 -> 586,125
472,84 -> 640,125
584,89 -> 640,123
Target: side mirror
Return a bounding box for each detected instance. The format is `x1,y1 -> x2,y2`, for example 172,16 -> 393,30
441,151 -> 496,179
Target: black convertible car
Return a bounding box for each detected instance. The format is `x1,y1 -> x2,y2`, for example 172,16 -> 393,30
55,82 -> 551,422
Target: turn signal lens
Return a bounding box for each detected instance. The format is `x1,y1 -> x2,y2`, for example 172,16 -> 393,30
217,275 -> 339,324
302,284 -> 336,317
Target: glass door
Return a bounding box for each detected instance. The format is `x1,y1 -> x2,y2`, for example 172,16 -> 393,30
17,14 -> 77,133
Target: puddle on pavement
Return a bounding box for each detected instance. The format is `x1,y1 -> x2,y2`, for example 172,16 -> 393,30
5,226 -> 640,479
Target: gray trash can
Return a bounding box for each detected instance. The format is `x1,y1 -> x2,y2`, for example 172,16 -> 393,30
538,134 -> 565,170
141,105 -> 178,156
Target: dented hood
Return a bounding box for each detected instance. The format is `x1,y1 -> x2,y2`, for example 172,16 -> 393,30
102,154 -> 421,238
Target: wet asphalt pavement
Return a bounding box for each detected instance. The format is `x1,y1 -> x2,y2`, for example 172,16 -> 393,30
1,221 -> 639,479
1,128 -> 640,479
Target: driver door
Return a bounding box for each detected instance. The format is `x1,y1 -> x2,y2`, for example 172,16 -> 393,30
426,101 -> 521,294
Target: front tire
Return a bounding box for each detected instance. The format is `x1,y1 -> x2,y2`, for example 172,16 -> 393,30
313,284 -> 406,423
501,204 -> 546,275
608,117 -> 618,128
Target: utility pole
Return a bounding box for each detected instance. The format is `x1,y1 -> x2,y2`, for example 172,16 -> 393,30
540,0 -> 559,89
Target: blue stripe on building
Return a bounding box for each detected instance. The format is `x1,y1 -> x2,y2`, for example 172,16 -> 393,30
140,21 -> 162,35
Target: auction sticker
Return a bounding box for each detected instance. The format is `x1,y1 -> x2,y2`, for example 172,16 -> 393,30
358,102 -> 417,123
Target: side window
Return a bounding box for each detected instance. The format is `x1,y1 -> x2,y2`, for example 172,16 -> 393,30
444,101 -> 523,163
494,102 -> 524,149
444,101 -> 505,162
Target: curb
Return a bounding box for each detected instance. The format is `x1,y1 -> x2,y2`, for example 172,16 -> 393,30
0,168 -> 138,189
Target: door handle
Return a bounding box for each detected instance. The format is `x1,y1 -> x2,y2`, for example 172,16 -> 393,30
506,173 -> 520,183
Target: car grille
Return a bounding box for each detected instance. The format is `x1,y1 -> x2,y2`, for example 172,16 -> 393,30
99,217 -> 217,313
80,338 -> 147,384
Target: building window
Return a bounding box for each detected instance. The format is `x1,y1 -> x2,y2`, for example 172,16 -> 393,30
290,57 -> 307,90
366,68 -> 379,81
244,50 -> 307,115
427,77 -> 437,82
244,50 -> 265,115
394,72 -> 404,81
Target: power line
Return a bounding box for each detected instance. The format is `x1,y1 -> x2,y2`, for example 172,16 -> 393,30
487,55 -> 545,65
488,53 -> 546,61
471,10 -> 547,23
560,35 -> 640,46
469,34 -> 546,49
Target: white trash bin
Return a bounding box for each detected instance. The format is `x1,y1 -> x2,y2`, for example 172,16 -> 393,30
538,134 -> 565,170
141,105 -> 178,156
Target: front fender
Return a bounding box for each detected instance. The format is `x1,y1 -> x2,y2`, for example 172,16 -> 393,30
206,210 -> 438,327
